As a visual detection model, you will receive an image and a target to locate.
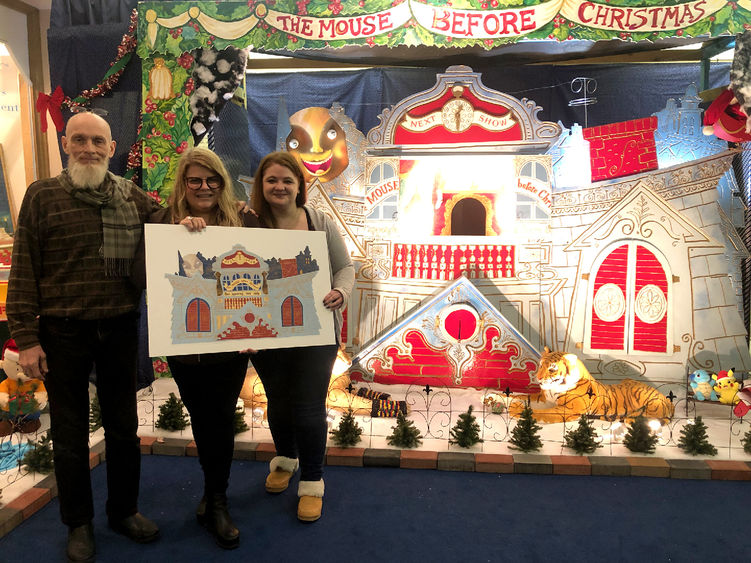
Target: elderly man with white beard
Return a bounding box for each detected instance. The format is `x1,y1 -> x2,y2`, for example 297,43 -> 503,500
7,111 -> 161,562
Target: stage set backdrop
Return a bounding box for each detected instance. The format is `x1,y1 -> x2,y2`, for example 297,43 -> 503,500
31,1 -> 751,453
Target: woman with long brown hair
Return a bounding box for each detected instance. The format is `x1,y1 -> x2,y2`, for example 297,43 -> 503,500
249,151 -> 354,522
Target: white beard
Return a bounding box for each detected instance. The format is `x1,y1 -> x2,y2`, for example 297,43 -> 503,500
68,159 -> 109,188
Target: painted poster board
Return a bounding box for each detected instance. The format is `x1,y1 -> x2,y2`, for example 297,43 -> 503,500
145,224 -> 334,356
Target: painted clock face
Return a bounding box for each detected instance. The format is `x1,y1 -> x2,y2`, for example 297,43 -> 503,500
441,98 -> 474,133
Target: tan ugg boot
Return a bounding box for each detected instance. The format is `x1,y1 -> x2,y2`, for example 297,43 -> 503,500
297,479 -> 324,522
265,456 -> 299,493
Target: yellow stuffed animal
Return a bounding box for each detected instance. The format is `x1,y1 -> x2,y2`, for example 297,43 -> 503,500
712,369 -> 740,405
0,339 -> 48,436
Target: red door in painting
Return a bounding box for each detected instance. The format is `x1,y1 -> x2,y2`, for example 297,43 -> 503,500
590,243 -> 668,353
282,296 -> 303,327
632,245 -> 668,352
186,298 -> 211,332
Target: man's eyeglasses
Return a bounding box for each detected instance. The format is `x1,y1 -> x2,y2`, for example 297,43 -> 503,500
186,176 -> 223,190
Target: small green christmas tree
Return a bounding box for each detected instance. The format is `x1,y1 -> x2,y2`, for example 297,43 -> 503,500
509,404 -> 542,452
155,393 -> 190,431
89,395 -> 102,433
329,408 -> 362,447
741,427 -> 751,455
623,415 -> 659,454
22,434 -> 54,474
233,409 -> 249,435
387,411 -> 423,449
678,416 -> 717,456
449,405 -> 483,448
564,414 -> 602,454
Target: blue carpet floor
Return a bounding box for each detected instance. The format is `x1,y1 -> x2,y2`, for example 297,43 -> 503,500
1,454 -> 748,562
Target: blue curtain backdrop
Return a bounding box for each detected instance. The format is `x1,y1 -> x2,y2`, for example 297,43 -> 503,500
47,22 -> 141,174
240,63 -> 732,174
51,0 -> 139,27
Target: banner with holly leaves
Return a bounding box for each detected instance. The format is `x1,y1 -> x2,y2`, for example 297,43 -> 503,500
137,0 -> 750,198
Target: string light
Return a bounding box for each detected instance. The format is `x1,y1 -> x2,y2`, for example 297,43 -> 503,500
326,413 -> 336,429
648,419 -> 667,445
610,421 -> 626,442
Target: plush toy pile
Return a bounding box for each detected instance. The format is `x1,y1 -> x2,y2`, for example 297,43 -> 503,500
689,368 -> 741,406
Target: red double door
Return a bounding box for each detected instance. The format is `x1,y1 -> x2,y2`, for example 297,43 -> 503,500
590,243 -> 668,353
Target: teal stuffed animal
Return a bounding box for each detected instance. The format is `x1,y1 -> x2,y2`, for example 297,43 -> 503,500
690,369 -> 718,401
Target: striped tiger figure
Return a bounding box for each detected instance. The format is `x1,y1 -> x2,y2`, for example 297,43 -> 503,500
509,347 -> 675,423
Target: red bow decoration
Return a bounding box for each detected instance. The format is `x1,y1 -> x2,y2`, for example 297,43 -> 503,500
35,86 -> 66,133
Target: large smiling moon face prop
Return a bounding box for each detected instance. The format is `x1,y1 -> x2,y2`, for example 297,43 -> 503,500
286,107 -> 349,183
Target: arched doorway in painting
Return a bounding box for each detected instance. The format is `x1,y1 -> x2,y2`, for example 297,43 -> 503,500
451,198 -> 486,235
588,242 -> 670,353
282,296 -> 304,327
186,298 -> 211,332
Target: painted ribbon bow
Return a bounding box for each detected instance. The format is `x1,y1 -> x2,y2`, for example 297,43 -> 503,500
35,85 -> 66,133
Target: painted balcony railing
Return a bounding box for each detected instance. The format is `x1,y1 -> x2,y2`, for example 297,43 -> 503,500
391,243 -> 515,280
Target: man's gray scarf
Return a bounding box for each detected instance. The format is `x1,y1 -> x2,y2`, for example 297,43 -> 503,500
59,169 -> 141,277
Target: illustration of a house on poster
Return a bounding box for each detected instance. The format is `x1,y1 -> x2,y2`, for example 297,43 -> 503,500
145,225 -> 334,356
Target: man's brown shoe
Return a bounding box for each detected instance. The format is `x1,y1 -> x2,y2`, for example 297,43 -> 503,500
108,513 -> 160,543
66,523 -> 95,563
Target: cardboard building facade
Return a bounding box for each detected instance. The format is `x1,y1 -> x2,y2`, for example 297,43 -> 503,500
294,65 -> 751,398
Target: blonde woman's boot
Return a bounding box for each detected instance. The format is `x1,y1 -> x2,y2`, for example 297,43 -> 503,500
265,456 -> 299,493
297,479 -> 324,522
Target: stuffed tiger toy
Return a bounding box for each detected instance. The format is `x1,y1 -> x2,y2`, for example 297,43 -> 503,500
508,347 -> 675,423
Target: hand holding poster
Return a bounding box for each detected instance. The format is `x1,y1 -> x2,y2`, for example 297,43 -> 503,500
145,224 -> 334,356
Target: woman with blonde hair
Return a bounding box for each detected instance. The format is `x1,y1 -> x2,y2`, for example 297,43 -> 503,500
133,147 -> 259,549
170,146 -> 243,228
